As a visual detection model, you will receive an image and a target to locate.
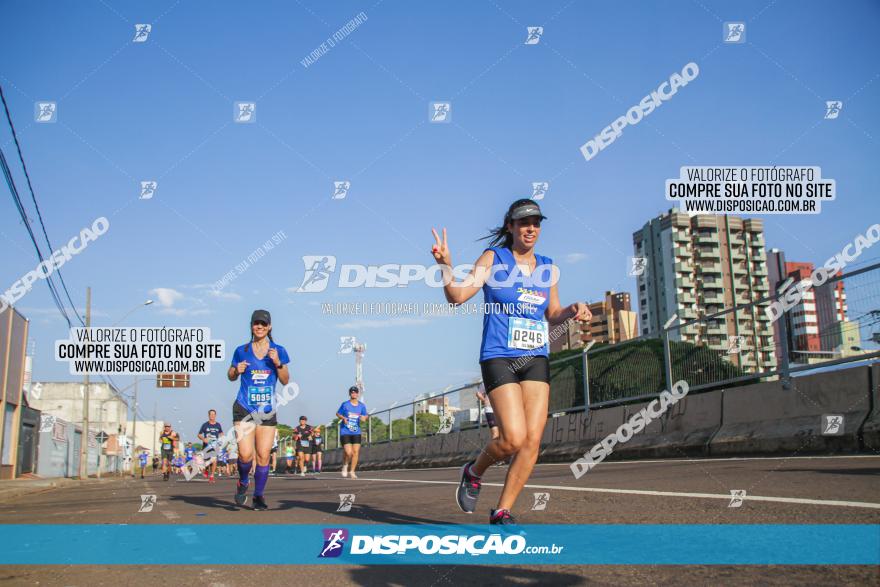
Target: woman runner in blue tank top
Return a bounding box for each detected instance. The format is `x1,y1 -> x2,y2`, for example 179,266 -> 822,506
227,309 -> 290,511
431,199 -> 591,525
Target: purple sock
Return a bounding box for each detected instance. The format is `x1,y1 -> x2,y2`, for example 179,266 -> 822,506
238,459 -> 252,485
254,465 -> 270,497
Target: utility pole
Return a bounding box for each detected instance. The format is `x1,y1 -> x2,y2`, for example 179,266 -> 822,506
131,378 -> 138,477
78,287 -> 91,480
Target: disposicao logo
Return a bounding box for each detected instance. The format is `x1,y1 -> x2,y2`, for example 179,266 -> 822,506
319,528 -> 348,558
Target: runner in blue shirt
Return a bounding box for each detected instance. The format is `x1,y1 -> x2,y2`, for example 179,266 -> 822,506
184,443 -> 195,463
336,386 -> 367,479
138,451 -> 148,479
228,309 -> 290,511
431,199 -> 590,525
198,409 -> 223,483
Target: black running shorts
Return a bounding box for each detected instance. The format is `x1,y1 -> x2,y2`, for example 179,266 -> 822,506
479,356 -> 550,393
340,434 -> 362,445
232,400 -> 277,427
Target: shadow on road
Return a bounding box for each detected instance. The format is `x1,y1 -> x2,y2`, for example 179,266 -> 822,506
275,499 -> 453,524
166,493 -> 239,511
346,565 -> 584,586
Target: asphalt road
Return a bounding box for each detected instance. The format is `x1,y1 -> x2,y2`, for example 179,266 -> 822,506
1,455 -> 878,586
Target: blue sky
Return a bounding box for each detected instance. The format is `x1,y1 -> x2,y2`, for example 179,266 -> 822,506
2,0 -> 878,437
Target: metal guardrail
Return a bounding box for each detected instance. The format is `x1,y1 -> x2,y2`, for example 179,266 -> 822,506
322,261 -> 880,448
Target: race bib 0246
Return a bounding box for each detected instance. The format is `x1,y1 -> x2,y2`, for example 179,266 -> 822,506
507,317 -> 548,350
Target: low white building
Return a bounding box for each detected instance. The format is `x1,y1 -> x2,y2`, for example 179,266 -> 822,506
29,382 -> 128,438
125,420 -> 163,456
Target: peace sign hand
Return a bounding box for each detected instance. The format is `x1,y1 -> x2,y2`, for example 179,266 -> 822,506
431,228 -> 452,266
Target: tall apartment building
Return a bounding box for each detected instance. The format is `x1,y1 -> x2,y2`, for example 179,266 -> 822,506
784,262 -> 821,355
550,291 -> 638,352
632,211 -> 776,372
767,251 -> 859,363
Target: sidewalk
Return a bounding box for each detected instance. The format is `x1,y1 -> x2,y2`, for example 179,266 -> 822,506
0,476 -> 120,503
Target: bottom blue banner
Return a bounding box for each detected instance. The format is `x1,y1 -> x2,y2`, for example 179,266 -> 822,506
1,524 -> 877,565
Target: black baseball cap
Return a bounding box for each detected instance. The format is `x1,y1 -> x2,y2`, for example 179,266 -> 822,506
299,415 -> 307,421
251,309 -> 271,324
348,385 -> 360,393
510,201 -> 547,221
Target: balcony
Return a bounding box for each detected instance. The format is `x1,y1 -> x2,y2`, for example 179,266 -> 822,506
680,291 -> 696,304
733,264 -> 748,275
752,265 -> 768,276
697,247 -> 721,259
675,261 -> 692,273
707,322 -> 727,335
673,231 -> 689,243
697,262 -> 722,274
679,307 -> 697,320
750,234 -> 765,247
696,232 -> 719,245
731,247 -> 746,260
703,279 -> 724,290
703,292 -> 724,305
675,276 -> 694,288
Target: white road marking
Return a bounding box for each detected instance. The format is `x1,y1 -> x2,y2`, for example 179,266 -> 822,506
348,477 -> 880,510
162,511 -> 180,520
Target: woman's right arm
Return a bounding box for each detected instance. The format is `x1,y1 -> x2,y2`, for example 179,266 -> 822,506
431,228 -> 494,305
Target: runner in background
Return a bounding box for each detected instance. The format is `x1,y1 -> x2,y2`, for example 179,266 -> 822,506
172,453 -> 184,475
431,199 -> 590,525
159,423 -> 179,481
311,426 -> 323,473
184,443 -> 195,465
197,409 -> 223,483
284,442 -> 294,474
228,443 -> 238,477
270,430 -> 279,475
294,416 -> 313,476
476,384 -> 499,441
218,445 -> 229,477
151,455 -> 159,476
228,309 -> 290,511
138,451 -> 148,479
337,386 -> 368,479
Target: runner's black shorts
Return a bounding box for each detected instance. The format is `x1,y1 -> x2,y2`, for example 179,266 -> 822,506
311,443 -> 323,454
232,400 -> 277,427
480,355 -> 550,393
295,443 -> 311,455
340,434 -> 362,445
161,450 -> 174,462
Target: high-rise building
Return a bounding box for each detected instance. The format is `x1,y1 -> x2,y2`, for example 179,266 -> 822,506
550,291 -> 638,352
784,262 -> 821,356
632,210 -> 776,372
767,253 -> 860,362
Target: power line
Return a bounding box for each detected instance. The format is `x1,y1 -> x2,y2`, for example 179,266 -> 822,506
0,84 -> 83,327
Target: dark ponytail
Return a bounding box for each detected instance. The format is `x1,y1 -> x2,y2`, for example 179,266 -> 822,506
480,198 -> 534,249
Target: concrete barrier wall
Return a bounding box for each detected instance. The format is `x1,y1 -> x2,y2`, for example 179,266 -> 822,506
322,366 -> 875,471
859,363 -> 880,450
710,368 -> 872,455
